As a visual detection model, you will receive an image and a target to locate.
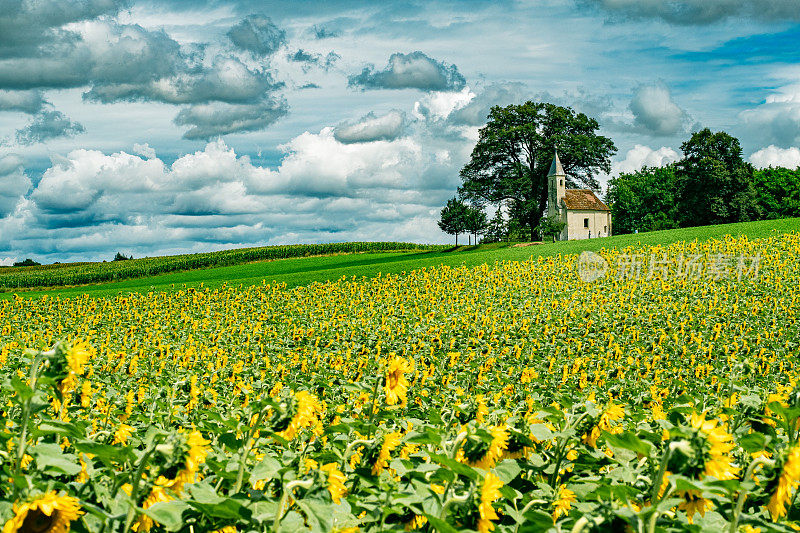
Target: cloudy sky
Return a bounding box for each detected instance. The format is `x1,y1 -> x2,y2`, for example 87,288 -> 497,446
1,0 -> 799,263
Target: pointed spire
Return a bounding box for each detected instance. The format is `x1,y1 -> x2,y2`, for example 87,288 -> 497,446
548,150 -> 565,176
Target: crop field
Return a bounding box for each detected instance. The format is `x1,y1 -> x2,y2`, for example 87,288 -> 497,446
1,231 -> 800,532
0,242 -> 442,291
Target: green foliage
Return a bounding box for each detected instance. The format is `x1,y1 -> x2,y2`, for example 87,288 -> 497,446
464,205 -> 488,243
536,214 -> 566,242
12,259 -> 40,267
438,197 -> 470,245
753,166 -> 800,219
481,210 -> 509,243
458,101 -> 616,237
606,165 -> 680,234
675,128 -> 760,227
113,252 -> 133,261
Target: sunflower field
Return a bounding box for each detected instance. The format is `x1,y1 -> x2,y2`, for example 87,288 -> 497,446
1,232 -> 800,532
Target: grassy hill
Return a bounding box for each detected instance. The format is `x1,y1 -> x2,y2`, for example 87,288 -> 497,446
3,217 -> 799,300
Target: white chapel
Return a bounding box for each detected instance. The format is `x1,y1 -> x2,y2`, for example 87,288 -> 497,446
546,152 -> 612,241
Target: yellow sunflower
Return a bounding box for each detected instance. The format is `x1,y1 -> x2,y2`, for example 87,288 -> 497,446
155,430 -> 210,493
583,403 -> 625,448
766,444 -> 800,521
278,390 -> 323,441
371,431 -> 403,475
552,484 -> 576,522
459,425 -> 509,470
320,463 -> 347,504
677,490 -> 713,524
384,356 -> 413,406
131,486 -> 171,532
3,492 -> 83,533
477,472 -> 503,533
689,413 -> 739,480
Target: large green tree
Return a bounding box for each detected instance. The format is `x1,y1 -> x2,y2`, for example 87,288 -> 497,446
458,102 -> 616,238
753,166 -> 800,219
676,128 -> 759,227
606,165 -> 680,234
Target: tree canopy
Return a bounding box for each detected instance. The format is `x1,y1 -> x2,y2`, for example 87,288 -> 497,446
458,101 -> 616,238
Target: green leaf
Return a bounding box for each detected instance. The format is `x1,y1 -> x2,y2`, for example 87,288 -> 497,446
602,430 -> 653,456
31,443 -> 82,476
142,500 -> 189,532
423,514 -> 460,533
428,453 -> 478,480
295,499 -> 333,533
251,455 -> 282,482
494,460 -> 522,484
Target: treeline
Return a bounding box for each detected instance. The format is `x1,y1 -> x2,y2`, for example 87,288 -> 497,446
607,128 -> 800,234
0,242 -> 444,290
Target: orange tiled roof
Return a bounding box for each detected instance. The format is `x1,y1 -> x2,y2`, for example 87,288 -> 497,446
563,189 -> 610,211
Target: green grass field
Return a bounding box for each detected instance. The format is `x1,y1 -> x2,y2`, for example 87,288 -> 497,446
4,217 -> 799,300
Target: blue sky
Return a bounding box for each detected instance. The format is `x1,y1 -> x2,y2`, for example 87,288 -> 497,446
1,0 -> 799,263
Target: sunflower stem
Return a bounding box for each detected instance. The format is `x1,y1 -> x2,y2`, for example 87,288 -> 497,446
729,457 -> 774,533
273,479 -> 313,531
12,349 -> 48,499
366,363 -> 383,439
122,441 -> 159,532
231,406 -> 267,495
650,442 -> 675,505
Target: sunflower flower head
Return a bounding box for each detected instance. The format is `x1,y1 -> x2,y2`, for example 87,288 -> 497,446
677,490 -> 714,524
3,491 -> 83,533
765,444 -> 800,521
476,472 -> 503,533
370,431 -> 403,475
384,355 -> 413,406
320,462 -> 347,504
552,484 -> 576,522
459,425 -> 509,470
668,412 -> 739,481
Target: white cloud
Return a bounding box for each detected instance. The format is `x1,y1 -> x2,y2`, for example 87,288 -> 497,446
749,145 -> 800,169
132,142 -> 156,158
612,144 -> 679,175
333,110 -> 407,144
740,82 -> 800,148
0,257 -> 15,266
0,154 -> 32,217
629,82 -> 689,136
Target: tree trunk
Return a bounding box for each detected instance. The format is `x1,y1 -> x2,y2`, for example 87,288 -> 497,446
455,234 -> 458,246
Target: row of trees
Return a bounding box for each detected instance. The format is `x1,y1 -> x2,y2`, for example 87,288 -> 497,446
606,128 -> 800,234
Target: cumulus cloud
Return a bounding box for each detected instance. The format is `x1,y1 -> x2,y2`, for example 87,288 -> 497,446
1,124 -> 462,261
445,83 -> 528,126
0,5 -> 288,139
740,82 -> 800,147
227,14 -> 286,56
348,51 -> 466,92
311,25 -> 341,39
333,110 -> 407,144
749,145 -> 800,169
174,97 -> 289,139
0,90 -> 46,114
132,143 -> 156,159
0,154 -> 31,217
15,109 -> 85,144
629,82 -> 690,136
581,0 -> 800,25
612,145 -> 680,175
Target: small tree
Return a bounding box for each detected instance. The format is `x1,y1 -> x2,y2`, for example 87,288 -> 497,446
536,214 -> 566,242
464,206 -> 488,245
482,209 -> 508,243
113,252 -> 133,261
438,197 -> 469,245
13,258 -> 40,267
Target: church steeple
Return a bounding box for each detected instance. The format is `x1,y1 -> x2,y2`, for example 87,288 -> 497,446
547,151 -> 566,217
